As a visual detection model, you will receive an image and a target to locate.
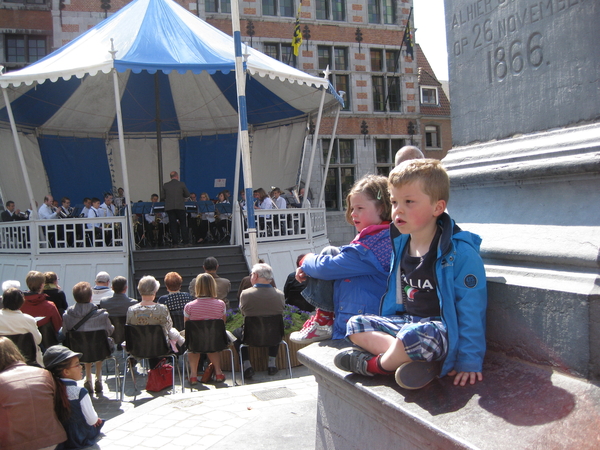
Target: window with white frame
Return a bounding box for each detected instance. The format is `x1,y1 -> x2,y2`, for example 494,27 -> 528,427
262,0 -> 293,17
425,125 -> 441,149
205,0 -> 231,13
316,0 -> 345,21
368,0 -> 396,24
375,138 -> 405,176
263,42 -> 295,67
322,139 -> 355,211
5,34 -> 47,64
420,86 -> 439,105
318,46 -> 350,110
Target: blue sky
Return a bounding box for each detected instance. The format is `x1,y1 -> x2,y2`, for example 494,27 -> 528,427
413,0 -> 448,81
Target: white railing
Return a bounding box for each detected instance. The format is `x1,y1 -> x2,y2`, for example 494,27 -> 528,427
240,208 -> 327,244
0,217 -> 128,255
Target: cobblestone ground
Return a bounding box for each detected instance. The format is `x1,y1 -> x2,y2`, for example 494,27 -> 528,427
82,351 -> 316,449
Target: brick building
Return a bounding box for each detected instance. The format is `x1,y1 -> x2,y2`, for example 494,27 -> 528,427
0,0 -> 451,245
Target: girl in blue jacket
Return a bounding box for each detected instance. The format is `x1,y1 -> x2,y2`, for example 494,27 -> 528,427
290,175 -> 392,342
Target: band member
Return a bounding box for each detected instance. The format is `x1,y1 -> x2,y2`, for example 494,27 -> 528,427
80,198 -> 92,218
57,197 -> 75,219
144,194 -> 165,247
114,187 -> 126,215
99,193 -> 116,217
38,195 -> 58,220
161,171 -> 190,248
87,197 -> 103,246
57,197 -> 75,247
188,193 -> 200,243
1,201 -> 28,222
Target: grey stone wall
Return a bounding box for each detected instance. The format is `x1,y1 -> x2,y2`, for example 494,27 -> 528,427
445,0 -> 600,146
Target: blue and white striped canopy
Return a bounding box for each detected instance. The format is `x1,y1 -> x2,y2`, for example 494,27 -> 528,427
0,0 -> 342,206
0,0 -> 342,136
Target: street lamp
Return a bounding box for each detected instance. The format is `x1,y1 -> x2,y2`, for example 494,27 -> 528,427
407,121 -> 416,145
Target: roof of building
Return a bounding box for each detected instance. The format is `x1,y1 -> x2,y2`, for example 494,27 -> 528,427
416,44 -> 451,117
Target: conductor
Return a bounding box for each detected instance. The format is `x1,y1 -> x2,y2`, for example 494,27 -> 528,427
162,171 -> 191,247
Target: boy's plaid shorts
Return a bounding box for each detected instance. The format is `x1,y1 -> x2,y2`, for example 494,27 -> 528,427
346,314 -> 448,362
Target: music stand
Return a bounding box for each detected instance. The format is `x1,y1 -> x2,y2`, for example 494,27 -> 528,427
215,203 -> 232,244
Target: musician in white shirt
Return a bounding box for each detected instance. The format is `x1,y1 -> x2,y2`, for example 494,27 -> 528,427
38,195 -> 58,220
80,198 -> 92,218
99,193 -> 116,217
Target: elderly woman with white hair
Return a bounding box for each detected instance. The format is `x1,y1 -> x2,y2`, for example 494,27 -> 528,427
126,276 -> 184,356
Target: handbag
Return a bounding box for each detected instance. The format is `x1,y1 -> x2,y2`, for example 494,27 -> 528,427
146,358 -> 173,392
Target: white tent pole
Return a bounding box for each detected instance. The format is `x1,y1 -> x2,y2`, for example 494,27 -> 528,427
232,136 -> 241,245
2,87 -> 38,219
110,40 -> 134,248
302,67 -> 330,208
318,100 -> 343,208
231,0 -> 258,266
296,115 -> 310,189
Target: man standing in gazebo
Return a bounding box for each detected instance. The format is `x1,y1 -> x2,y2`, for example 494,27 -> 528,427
162,171 -> 191,248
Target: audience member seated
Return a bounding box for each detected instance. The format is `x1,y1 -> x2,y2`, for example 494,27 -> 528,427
21,271 -> 62,344
232,263 -> 285,378
236,259 -> 274,303
184,273 -> 227,385
99,276 -> 138,317
284,254 -> 314,312
62,282 -> 115,396
0,280 -> 21,308
91,271 -> 113,306
157,272 -> 194,331
203,257 -> 231,309
43,272 -> 69,316
0,288 -> 44,366
0,337 -> 67,450
127,275 -> 184,367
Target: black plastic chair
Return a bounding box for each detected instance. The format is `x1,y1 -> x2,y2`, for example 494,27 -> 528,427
171,311 -> 185,332
238,315 -> 292,385
109,315 -> 127,352
65,329 -> 120,399
183,319 -> 235,389
38,321 -> 59,351
122,324 -> 181,399
5,332 -> 38,365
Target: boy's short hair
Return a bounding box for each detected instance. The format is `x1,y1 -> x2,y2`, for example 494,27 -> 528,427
389,159 -> 450,204
26,270 -> 46,293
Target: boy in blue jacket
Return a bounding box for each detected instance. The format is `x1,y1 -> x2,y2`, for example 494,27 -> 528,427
334,159 -> 487,389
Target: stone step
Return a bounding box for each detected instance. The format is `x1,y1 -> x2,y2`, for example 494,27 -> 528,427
132,245 -> 249,307
299,341 -> 600,450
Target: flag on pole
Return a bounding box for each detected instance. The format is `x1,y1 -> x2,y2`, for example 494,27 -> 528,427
292,3 -> 303,57
402,12 -> 414,60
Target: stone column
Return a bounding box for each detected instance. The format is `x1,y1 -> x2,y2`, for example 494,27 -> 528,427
443,0 -> 600,378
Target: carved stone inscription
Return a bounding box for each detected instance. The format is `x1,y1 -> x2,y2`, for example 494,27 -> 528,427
445,0 -> 600,146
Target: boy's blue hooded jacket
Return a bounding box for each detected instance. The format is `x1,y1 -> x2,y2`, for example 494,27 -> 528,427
380,213 -> 487,376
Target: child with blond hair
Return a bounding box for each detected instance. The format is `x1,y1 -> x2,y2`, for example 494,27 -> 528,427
334,159 -> 487,389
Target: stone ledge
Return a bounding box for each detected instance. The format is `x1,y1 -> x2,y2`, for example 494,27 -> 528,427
298,340 -> 600,450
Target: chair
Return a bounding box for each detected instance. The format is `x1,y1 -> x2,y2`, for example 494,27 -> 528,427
183,319 -> 235,390
170,311 -> 185,332
121,324 -> 182,400
38,321 -> 59,351
238,315 -> 292,385
108,315 -> 127,352
5,332 -> 38,365
65,329 -> 120,400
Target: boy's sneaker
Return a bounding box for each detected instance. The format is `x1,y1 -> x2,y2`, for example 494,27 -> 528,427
289,316 -> 332,343
333,349 -> 375,377
394,361 -> 441,390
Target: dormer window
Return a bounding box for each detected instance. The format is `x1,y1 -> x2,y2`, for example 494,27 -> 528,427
420,86 -> 439,105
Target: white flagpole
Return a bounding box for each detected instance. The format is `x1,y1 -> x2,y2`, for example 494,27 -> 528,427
231,0 -> 258,265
